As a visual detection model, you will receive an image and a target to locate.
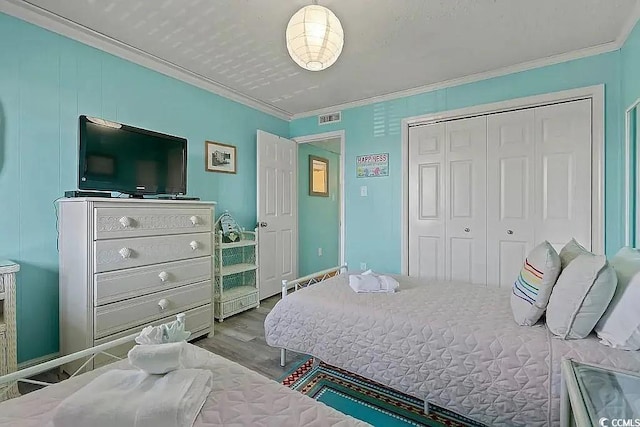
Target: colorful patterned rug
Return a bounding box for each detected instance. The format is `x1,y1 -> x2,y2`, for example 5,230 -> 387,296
281,358 -> 484,427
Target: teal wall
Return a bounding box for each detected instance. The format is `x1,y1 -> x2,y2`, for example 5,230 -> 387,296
0,13 -> 288,363
621,21 -> 640,243
622,22 -> 640,108
291,51 -> 624,273
298,144 -> 340,276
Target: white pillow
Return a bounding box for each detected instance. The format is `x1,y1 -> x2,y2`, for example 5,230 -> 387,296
559,238 -> 590,269
546,253 -> 617,339
511,241 -> 561,326
595,247 -> 640,350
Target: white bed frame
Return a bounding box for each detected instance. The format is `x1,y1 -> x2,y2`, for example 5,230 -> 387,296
0,316 -> 182,401
279,264 -> 348,367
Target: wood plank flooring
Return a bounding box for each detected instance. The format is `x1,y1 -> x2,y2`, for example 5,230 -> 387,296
192,295 -> 305,380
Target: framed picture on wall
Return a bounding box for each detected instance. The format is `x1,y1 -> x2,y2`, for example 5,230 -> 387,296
206,141 -> 237,174
309,155 -> 329,197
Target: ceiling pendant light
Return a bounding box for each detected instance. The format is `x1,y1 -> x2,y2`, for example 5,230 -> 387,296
285,1 -> 344,71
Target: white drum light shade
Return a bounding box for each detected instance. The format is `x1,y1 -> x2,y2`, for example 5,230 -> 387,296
286,5 -> 344,71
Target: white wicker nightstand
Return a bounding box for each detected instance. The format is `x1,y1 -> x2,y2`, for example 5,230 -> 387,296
0,261 -> 19,400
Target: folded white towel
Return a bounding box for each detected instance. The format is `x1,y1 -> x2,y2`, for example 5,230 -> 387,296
136,314 -> 191,345
51,368 -> 212,427
348,272 -> 399,293
128,342 -> 185,374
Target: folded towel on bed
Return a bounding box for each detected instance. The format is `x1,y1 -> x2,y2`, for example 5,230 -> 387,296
128,342 -> 185,374
136,313 -> 191,345
51,368 -> 212,427
349,272 -> 399,293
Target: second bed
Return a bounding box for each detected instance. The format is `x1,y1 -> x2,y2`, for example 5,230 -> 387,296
264,271 -> 640,427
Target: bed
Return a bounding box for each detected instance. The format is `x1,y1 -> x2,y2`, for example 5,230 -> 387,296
0,327 -> 368,426
264,268 -> 640,427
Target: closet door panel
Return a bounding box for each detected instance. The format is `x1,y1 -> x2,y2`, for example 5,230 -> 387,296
534,100 -> 592,252
445,117 -> 487,285
409,123 -> 446,279
487,110 -> 535,288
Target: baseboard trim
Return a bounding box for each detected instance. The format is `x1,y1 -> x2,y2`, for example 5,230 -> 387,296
18,352 -> 60,370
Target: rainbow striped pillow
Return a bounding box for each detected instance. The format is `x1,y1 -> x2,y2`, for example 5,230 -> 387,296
511,241 -> 561,326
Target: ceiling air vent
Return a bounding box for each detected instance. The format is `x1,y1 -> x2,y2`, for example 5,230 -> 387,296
318,111 -> 341,125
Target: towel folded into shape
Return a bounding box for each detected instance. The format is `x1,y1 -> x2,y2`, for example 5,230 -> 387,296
135,314 -> 191,345
51,368 -> 212,427
348,271 -> 399,293
128,342 -> 185,374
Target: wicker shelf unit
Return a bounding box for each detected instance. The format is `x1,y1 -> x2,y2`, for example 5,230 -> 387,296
214,230 -> 259,321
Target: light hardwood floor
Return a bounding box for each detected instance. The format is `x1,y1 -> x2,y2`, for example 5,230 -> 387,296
193,295 -> 305,380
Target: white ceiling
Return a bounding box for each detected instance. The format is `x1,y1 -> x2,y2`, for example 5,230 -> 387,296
6,0 -> 640,118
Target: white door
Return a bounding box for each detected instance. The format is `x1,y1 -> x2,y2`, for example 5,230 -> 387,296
486,109 -> 536,288
408,123 -> 446,279
257,130 -> 297,299
533,100 -> 592,252
444,117 -> 487,284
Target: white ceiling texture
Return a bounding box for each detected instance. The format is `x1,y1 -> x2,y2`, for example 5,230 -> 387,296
3,0 -> 639,119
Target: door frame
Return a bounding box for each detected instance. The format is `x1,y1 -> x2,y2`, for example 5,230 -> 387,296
293,130 -> 346,267
401,85 -> 605,274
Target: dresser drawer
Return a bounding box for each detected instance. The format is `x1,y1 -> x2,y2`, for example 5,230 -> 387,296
94,280 -> 211,339
94,233 -> 212,273
94,257 -> 212,306
93,305 -> 212,369
94,207 -> 212,240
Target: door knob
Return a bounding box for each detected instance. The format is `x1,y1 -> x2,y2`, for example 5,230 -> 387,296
507,229 -> 514,235
259,222 -> 268,228
464,227 -> 470,233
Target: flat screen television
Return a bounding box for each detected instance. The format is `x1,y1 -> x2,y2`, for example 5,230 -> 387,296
78,115 -> 187,196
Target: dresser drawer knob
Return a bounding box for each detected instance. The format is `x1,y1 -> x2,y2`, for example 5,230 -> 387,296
189,241 -> 200,251
158,271 -> 169,282
119,216 -> 132,228
118,247 -> 132,259
190,216 -> 200,225
158,298 -> 169,310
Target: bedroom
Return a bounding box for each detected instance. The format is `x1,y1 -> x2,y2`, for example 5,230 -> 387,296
0,0 -> 640,426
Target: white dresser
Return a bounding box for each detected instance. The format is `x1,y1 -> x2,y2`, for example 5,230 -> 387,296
58,198 -> 215,372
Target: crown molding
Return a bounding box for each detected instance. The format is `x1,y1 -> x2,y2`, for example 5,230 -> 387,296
0,0 -> 293,121
616,1 -> 640,47
292,41 -> 620,119
3,0 -> 638,122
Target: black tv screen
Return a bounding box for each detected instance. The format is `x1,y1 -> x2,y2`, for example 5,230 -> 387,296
78,116 -> 187,195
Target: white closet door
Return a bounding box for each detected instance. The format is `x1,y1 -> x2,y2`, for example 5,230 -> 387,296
408,123 -> 446,279
487,109 -> 536,288
445,117 -> 487,284
534,100 -> 592,252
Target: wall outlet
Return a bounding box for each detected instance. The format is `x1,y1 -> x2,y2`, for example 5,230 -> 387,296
317,247 -> 323,256
360,186 -> 368,197
360,262 -> 367,270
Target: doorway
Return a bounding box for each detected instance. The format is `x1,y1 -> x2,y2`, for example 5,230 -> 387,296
294,131 -> 345,276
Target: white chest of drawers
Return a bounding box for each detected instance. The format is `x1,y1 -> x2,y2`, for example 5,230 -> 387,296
58,198 -> 215,372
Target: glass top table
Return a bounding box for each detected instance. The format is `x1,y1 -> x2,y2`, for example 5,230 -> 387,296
562,359 -> 640,427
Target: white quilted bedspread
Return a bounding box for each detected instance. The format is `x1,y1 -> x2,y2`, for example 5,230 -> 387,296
264,274 -> 640,426
0,344 -> 368,427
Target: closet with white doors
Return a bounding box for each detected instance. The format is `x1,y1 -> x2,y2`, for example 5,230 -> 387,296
408,99 -> 593,287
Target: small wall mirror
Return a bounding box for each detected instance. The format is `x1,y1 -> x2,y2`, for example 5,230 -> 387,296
309,155 -> 329,197
625,100 -> 640,246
